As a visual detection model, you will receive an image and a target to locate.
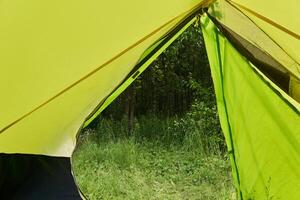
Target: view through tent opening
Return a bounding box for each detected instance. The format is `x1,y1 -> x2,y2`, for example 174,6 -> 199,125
72,22 -> 236,199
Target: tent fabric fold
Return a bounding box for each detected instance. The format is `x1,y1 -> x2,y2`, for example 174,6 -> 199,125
206,12 -> 291,93
208,0 -> 300,81
225,0 -> 300,67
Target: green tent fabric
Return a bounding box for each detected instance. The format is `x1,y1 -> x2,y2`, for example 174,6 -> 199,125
1,0 -> 300,199
201,15 -> 300,199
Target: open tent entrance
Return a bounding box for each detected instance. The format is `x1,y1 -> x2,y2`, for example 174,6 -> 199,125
0,1 -> 299,199
73,6 -> 300,198
0,13 -> 217,199
72,20 -> 233,199
0,8 -> 205,199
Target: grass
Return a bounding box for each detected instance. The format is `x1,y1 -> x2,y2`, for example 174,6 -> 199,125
72,131 -> 236,200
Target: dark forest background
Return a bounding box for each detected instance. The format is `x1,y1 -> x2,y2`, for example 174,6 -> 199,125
85,23 -> 225,154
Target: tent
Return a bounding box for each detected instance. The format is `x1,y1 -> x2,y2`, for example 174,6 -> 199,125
0,0 -> 299,199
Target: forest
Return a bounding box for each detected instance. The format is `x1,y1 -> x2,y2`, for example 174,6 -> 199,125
73,23 -> 236,200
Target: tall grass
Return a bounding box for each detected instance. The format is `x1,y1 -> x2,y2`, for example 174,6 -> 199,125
73,137 -> 235,200
85,99 -> 225,155
72,100 -> 236,199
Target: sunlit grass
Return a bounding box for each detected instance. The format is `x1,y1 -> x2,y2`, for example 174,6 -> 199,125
73,134 -> 236,200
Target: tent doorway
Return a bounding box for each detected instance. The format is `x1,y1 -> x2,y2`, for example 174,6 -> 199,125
72,23 -> 235,199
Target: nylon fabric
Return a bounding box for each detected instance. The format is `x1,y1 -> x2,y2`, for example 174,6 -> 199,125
0,0 -> 203,156
201,15 -> 300,200
208,0 -> 300,80
227,0 -> 300,65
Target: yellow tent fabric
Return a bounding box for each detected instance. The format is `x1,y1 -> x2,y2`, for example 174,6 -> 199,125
0,0 -> 208,156
290,77 -> 300,103
208,0 -> 300,81
228,0 -> 300,65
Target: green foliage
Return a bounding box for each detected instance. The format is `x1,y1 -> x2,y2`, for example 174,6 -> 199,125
183,98 -> 226,154
86,96 -> 224,155
92,22 -> 225,154
101,23 -> 211,118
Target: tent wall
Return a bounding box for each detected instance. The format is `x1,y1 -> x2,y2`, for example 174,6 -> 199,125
226,0 -> 300,66
207,0 -> 300,103
201,15 -> 300,200
0,0 -> 210,157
